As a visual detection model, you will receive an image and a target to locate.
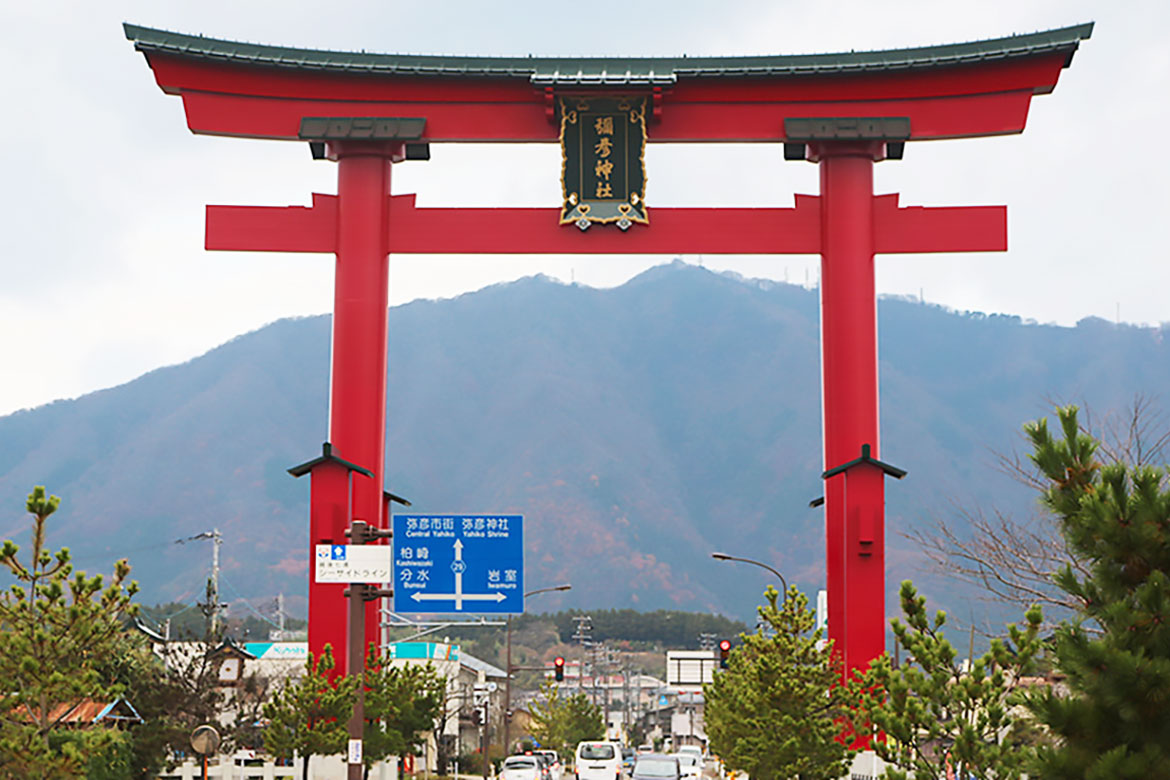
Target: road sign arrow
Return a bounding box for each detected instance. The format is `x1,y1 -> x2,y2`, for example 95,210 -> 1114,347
410,591 -> 507,606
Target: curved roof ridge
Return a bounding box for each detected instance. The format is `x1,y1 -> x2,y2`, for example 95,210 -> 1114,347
124,22 -> 1093,86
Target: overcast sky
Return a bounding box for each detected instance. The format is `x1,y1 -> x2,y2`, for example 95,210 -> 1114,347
1,1 -> 1165,417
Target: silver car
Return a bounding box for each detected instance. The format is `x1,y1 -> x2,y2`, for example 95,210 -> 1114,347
503,756 -> 542,780
631,754 -> 681,780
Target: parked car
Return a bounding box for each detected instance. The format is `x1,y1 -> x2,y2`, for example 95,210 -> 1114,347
536,749 -> 564,780
575,741 -> 623,780
503,756 -> 543,780
631,754 -> 681,780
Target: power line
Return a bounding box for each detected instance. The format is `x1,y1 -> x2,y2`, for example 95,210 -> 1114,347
137,601 -> 200,630
67,528 -> 225,568
218,574 -> 283,630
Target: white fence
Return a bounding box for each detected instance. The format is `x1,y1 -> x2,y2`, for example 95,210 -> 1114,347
156,760 -> 294,780
158,756 -> 398,780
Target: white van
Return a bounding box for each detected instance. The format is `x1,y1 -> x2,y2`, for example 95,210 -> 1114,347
575,741 -> 623,780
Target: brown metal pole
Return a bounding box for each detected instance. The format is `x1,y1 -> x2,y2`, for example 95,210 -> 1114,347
348,521 -> 368,780
504,615 -> 512,756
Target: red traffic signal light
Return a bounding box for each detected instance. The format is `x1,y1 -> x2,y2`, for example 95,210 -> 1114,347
719,639 -> 732,668
553,656 -> 565,682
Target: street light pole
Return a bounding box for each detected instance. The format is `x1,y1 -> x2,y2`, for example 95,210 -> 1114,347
710,552 -> 789,593
504,584 -> 572,757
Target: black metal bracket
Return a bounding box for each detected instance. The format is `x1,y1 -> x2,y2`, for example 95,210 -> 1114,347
809,496 -> 825,508
345,525 -> 393,542
288,442 -> 374,479
344,584 -> 394,602
384,490 -> 412,507
821,443 -> 907,480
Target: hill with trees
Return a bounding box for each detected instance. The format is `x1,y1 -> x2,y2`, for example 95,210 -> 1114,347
2,262 -> 1168,627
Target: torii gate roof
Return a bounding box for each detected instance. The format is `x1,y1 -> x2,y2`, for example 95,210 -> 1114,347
125,22 -> 1090,88
124,22 -> 1092,142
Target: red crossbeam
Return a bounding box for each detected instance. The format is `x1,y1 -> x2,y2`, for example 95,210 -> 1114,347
206,193 -> 1005,255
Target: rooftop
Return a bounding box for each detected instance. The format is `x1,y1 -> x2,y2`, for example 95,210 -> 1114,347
460,650 -> 507,679
124,22 -> 1092,87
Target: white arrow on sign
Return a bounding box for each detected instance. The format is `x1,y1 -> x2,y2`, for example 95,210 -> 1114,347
411,591 -> 506,608
411,538 -> 508,610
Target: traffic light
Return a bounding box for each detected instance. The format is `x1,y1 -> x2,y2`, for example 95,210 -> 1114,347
554,656 -> 565,682
719,639 -> 732,669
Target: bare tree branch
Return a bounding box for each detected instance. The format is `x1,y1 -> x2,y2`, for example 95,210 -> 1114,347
905,506 -> 1081,632
907,396 -> 1169,635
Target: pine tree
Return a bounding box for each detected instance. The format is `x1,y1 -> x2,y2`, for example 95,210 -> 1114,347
0,486 -> 140,779
263,645 -> 357,779
561,691 -> 604,749
850,581 -> 1043,780
361,647 -> 445,772
704,586 -> 855,780
1024,406 -> 1170,778
528,681 -> 568,755
528,681 -> 603,757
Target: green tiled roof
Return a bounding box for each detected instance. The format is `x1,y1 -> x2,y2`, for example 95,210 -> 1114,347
124,22 -> 1092,86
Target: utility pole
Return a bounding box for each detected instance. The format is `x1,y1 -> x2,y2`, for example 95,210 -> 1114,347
183,529 -> 225,637
623,663 -> 632,745
590,642 -> 600,707
572,615 -> 592,698
211,528 -> 221,635
601,647 -> 612,736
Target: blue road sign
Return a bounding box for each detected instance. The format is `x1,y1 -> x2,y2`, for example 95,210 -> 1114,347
393,515 -> 523,614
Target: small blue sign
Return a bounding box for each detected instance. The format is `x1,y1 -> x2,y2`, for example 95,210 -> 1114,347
393,515 -> 523,614
331,545 -> 347,560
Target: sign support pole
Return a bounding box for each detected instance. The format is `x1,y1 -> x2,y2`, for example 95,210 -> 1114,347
345,520 -> 394,780
482,704 -> 490,780
347,580 -> 366,780
503,614 -> 512,755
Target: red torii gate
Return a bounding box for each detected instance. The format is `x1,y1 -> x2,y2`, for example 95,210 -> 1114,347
126,22 -> 1091,680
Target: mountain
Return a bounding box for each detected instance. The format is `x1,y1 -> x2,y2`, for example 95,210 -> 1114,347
2,262 -> 1168,625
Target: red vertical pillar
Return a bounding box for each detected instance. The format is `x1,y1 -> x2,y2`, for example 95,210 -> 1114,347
814,141 -> 887,680
308,462 -> 351,670
322,140 -> 403,675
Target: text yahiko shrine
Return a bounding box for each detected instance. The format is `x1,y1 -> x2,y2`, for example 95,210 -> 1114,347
126,23 -> 1091,683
